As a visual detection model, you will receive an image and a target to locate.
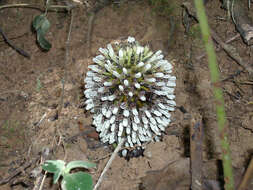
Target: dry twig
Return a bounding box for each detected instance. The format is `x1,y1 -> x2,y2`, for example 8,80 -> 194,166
32,148 -> 50,190
57,9 -> 74,118
0,3 -> 73,12
0,27 -> 30,58
210,30 -> 253,77
0,158 -> 39,185
238,156 -> 253,190
93,138 -> 125,190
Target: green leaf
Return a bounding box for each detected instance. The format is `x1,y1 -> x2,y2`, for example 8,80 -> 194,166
37,29 -> 52,50
40,18 -> 50,34
52,170 -> 64,184
42,160 -> 66,184
32,14 -> 52,51
61,172 -> 93,190
32,15 -> 45,30
65,161 -> 96,173
33,15 -> 50,34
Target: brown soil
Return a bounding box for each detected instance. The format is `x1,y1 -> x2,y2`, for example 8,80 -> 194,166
0,0 -> 253,190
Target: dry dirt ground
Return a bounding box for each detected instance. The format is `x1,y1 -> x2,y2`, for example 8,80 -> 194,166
0,0 -> 253,190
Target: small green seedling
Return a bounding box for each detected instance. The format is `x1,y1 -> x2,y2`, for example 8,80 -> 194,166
42,160 -> 96,190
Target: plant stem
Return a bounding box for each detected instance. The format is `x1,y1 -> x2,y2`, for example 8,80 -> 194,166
193,1 -> 235,190
93,138 -> 125,190
0,3 -> 73,12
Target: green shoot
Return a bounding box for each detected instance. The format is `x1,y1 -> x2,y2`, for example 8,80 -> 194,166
193,1 -> 235,190
42,160 -> 96,190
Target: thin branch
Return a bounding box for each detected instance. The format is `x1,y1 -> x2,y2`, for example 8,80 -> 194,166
38,172 -> 47,190
0,158 -> 39,185
0,27 -> 30,58
0,4 -> 74,12
57,9 -> 74,118
55,7 -> 75,164
238,156 -> 253,190
93,138 -> 125,190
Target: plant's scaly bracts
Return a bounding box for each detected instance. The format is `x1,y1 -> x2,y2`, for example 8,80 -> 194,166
84,37 -> 176,147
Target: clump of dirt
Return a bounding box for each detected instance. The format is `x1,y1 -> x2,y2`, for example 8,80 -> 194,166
0,0 -> 253,190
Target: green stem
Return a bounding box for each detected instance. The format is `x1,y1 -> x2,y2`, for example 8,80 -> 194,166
45,0 -> 51,16
193,1 -> 235,190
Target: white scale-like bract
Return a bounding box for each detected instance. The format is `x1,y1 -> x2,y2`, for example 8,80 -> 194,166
84,37 -> 176,147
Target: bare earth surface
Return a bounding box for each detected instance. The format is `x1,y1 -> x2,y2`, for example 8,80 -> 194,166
0,0 -> 253,190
